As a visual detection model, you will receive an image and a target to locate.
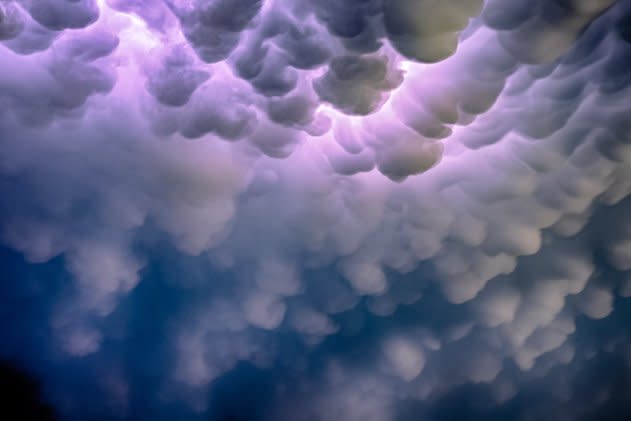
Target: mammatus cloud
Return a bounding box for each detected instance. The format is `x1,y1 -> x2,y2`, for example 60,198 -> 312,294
2,0 -> 631,420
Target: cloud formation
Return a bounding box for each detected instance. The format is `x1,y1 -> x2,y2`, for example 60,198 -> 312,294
2,0 -> 631,420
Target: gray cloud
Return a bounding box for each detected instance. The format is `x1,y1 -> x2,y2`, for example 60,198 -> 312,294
2,1 -> 631,420
314,54 -> 403,115
22,0 -> 100,31
145,44 -> 210,107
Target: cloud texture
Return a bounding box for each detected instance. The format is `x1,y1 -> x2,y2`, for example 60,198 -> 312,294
2,0 -> 631,420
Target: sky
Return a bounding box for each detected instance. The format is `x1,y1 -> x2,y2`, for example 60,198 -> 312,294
1,0 -> 631,420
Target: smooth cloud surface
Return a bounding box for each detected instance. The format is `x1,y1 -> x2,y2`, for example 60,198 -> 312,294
2,0 -> 631,420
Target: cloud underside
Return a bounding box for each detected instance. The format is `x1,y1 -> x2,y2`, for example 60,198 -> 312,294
2,0 -> 631,420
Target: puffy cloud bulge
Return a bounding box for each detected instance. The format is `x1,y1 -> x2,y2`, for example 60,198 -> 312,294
2,0 -> 631,420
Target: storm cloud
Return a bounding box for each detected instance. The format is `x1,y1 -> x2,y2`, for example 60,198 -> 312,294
2,0 -> 631,420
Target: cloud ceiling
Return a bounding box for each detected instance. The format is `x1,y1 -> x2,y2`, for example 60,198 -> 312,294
2,0 -> 631,420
